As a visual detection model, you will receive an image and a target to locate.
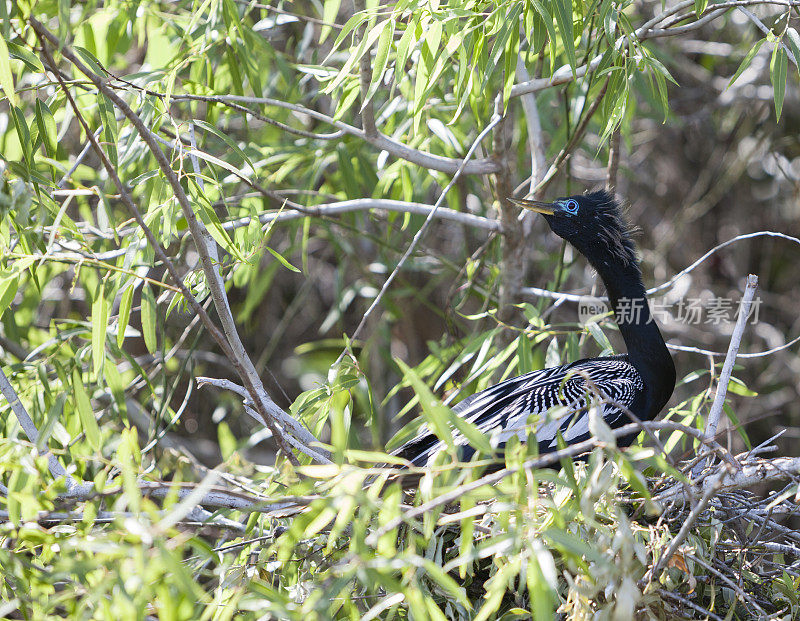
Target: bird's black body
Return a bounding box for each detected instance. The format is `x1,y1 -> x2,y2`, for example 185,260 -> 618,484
394,190 -> 676,467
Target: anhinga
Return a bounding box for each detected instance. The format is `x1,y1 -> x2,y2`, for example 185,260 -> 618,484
395,190 -> 676,467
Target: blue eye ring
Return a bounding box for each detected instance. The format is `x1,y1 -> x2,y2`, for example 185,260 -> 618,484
561,199 -> 579,215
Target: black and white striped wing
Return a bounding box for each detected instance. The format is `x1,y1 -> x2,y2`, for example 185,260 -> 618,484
394,357 -> 643,467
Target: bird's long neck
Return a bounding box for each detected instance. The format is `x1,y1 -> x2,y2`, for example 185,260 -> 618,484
595,260 -> 675,415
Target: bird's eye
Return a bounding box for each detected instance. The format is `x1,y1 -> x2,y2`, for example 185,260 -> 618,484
562,199 -> 579,216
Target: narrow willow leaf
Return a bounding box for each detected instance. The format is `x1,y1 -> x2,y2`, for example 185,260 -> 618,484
10,105 -> 31,166
770,45 -> 787,119
266,246 -> 301,272
727,38 -> 765,89
37,393 -> 67,451
91,285 -> 110,377
553,0 -> 577,74
396,359 -> 456,452
141,283 -> 158,354
320,0 -> 342,43
6,41 -> 45,73
117,283 -> 134,348
331,12 -> 370,55
73,368 -> 101,450
0,34 -> 17,106
96,93 -> 118,168
364,19 -> 394,107
786,28 -> 800,75
35,99 -> 57,157
0,273 -> 18,319
192,119 -> 253,170
395,20 -> 416,83
502,13 -> 520,105
528,0 -> 559,72
694,0 -> 708,16
72,45 -> 106,77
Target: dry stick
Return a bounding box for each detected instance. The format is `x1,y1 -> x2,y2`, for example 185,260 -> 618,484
704,274 -> 759,439
219,199 -> 502,233
31,19 -> 321,465
195,376 -> 334,464
334,113 -> 503,365
356,0 -> 377,139
515,60 -> 546,198
657,589 -> 725,621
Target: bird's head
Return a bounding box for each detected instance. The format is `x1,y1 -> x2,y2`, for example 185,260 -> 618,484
509,190 -> 638,270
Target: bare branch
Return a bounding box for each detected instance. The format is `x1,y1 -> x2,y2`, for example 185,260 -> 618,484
219,198 -> 502,233
704,274 -> 759,439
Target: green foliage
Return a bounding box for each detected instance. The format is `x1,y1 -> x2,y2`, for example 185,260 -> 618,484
0,0 -> 797,618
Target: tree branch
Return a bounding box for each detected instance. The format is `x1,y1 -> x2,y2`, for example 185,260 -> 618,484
704,274 -> 759,439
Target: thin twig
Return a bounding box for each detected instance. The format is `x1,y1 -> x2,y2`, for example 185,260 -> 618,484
704,275 -> 758,439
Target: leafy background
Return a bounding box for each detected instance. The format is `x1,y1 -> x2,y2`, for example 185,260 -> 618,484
1,0 -> 800,618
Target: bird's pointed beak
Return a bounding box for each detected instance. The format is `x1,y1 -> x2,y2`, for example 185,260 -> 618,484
507,197 -> 557,216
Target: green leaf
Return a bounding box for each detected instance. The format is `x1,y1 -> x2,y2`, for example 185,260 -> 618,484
6,41 -> 45,73
770,44 -> 788,119
141,283 -> 158,354
192,119 -> 254,171
785,28 -> 800,75
91,284 -> 110,377
0,35 -> 17,106
395,359 -> 456,453
528,0 -> 559,72
364,19 -> 394,107
117,283 -> 134,348
72,45 -> 106,77
0,273 -> 18,320
694,0 -> 708,17
10,105 -> 31,166
73,368 -> 101,450
266,246 -> 301,272
320,0 -> 342,43
394,21 -> 416,84
96,93 -> 118,168
727,38 -> 765,89
553,0 -> 577,74
35,99 -> 57,158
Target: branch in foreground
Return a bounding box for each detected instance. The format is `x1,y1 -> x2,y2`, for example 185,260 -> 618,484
704,274 -> 758,439
219,198 -> 502,233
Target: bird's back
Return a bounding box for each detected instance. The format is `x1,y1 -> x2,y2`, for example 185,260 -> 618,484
393,355 -> 644,467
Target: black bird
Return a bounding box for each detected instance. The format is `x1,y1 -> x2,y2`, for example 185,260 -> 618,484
394,190 -> 676,467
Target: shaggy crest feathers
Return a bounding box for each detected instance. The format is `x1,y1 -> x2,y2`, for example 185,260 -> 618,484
574,190 -> 639,269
